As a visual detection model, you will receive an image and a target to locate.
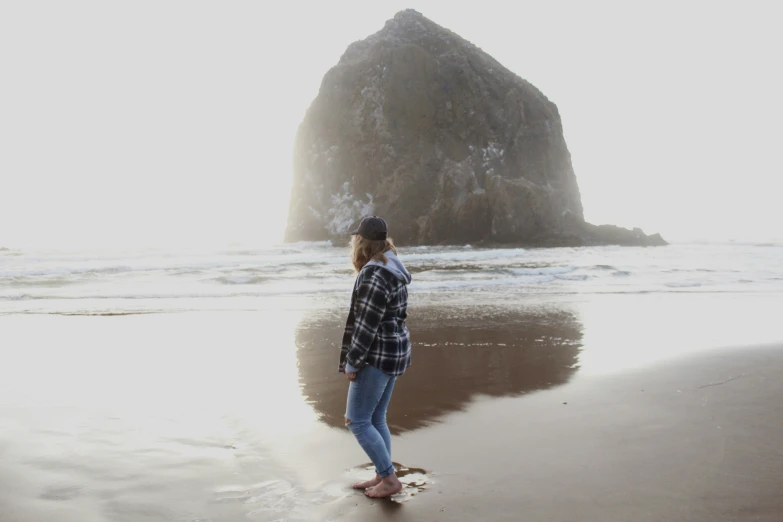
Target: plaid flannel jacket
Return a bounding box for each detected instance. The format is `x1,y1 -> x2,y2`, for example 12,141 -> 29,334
339,265 -> 411,376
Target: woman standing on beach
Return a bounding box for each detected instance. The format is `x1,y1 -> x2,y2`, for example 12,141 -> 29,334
340,216 -> 413,499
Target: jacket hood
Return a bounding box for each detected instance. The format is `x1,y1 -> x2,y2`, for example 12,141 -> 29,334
365,250 -> 412,285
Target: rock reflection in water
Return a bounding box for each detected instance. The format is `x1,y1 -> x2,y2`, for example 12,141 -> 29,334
295,306 -> 583,433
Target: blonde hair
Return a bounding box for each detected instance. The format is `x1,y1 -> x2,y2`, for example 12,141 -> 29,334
351,235 -> 397,272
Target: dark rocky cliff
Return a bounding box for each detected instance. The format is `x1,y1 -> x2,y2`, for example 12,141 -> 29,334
285,10 -> 665,247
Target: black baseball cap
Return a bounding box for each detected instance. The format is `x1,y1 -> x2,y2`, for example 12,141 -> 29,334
350,216 -> 388,241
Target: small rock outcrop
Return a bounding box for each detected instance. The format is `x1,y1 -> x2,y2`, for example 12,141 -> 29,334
285,10 -> 665,247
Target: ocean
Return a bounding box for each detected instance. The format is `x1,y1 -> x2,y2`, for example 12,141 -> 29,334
2,240 -> 782,316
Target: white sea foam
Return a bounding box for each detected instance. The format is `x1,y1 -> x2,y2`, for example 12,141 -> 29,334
555,274 -> 590,281
410,275 -> 557,291
664,282 -> 703,288
1,241 -> 781,315
213,276 -> 270,285
401,248 -> 529,263
506,266 -> 576,276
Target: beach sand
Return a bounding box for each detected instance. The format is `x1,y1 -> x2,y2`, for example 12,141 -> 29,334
333,343 -> 783,522
1,302 -> 782,521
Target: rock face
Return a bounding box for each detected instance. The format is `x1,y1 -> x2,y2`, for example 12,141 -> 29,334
285,10 -> 665,247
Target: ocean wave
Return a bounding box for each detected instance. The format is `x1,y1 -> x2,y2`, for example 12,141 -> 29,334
1,247 -> 541,282
1,264 -> 145,279
664,282 -> 703,288
0,287 -> 348,301
403,244 -> 473,252
664,268 -> 717,273
1,243 -> 779,315
213,276 -> 270,285
0,257 -> 353,285
0,270 -> 569,299
0,277 -> 80,288
50,311 -> 164,316
0,259 -> 269,280
555,274 -> 590,281
6,294 -> 33,300
402,248 -> 529,263
505,266 -> 576,276
411,274 -> 558,290
412,265 -> 578,282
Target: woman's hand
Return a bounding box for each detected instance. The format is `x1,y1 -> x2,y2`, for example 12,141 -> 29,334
344,362 -> 359,381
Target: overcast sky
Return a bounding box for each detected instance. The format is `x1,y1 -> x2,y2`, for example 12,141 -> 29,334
1,1 -> 781,248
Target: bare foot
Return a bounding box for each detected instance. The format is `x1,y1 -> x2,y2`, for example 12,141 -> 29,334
364,475 -> 403,498
352,474 -> 382,490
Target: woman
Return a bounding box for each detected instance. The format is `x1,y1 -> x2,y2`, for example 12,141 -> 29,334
340,216 -> 412,499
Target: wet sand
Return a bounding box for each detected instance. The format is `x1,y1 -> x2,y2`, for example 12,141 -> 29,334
2,301 -> 783,521
297,306 -> 583,433
329,343 -> 783,521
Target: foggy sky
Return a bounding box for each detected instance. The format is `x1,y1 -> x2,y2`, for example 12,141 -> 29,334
2,1 -> 781,248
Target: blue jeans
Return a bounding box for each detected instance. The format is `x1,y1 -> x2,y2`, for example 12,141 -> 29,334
345,365 -> 397,478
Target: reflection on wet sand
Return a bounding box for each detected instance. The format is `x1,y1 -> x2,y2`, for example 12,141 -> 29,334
295,306 -> 583,433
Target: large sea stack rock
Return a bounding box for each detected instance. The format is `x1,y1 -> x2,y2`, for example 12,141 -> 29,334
285,10 -> 665,247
